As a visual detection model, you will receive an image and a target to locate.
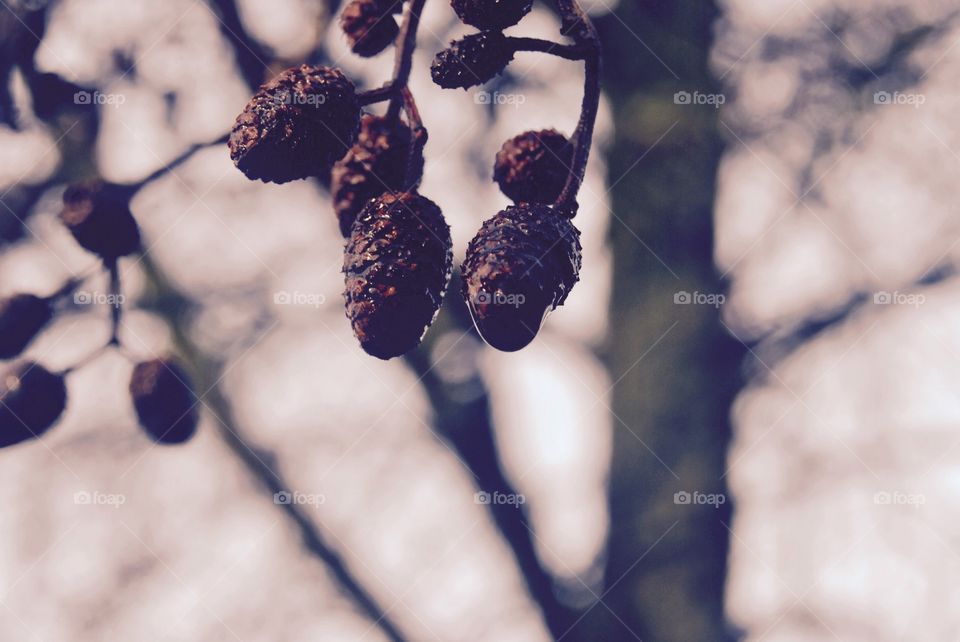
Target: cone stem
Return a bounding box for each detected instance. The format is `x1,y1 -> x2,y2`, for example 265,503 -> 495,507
553,0 -> 602,211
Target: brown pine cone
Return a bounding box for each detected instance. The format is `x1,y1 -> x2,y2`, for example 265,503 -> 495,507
0,361 -> 67,448
451,0 -> 532,30
229,65 -> 361,184
331,115 -> 423,237
60,180 -> 141,259
341,0 -> 400,57
0,294 -> 52,359
431,32 -> 515,90
129,359 -> 198,444
494,129 -> 573,204
343,192 -> 452,359
461,203 -> 581,351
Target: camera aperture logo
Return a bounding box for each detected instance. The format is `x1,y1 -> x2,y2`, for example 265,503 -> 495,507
674,90 -> 725,109
673,490 -> 725,508
873,91 -> 925,108
474,290 -> 525,308
873,291 -> 924,308
874,491 -> 924,508
474,491 -> 525,507
274,290 -> 325,308
268,90 -> 327,107
74,91 -> 126,107
274,490 -> 325,506
74,490 -> 126,508
474,91 -> 526,109
74,290 -> 125,308
674,290 -> 725,308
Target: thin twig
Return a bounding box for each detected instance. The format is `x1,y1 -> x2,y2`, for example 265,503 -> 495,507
507,36 -> 588,61
553,0 -> 602,211
386,0 -> 427,123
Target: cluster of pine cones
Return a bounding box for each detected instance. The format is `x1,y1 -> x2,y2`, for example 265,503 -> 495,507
0,182 -> 198,448
229,0 -> 586,360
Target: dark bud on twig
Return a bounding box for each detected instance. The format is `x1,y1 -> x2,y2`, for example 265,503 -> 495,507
343,192 -> 453,359
0,362 -> 67,448
431,32 -> 514,90
461,203 -> 581,351
229,65 -> 361,183
331,115 -> 423,237
0,294 -> 53,359
451,0 -> 532,30
129,359 -> 198,444
494,129 -> 573,204
341,0 -> 400,58
60,181 -> 141,260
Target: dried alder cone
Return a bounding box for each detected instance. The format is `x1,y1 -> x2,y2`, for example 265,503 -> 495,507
0,294 -> 52,359
341,0 -> 401,57
220,0 -> 601,357
0,362 -> 67,448
129,359 -> 198,444
61,181 -> 141,259
431,32 -> 514,89
462,203 -> 581,351
494,129 -> 573,204
331,114 -> 423,237
451,0 -> 532,30
343,192 -> 453,359
229,65 -> 361,183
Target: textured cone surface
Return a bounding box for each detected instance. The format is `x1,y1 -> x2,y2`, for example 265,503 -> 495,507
130,359 -> 198,444
461,203 -> 581,351
331,115 -> 422,237
494,129 -> 573,204
0,362 -> 66,448
341,0 -> 400,57
451,0 -> 532,30
61,181 -> 141,259
431,32 -> 514,90
343,192 -> 453,359
229,65 -> 361,183
0,294 -> 52,359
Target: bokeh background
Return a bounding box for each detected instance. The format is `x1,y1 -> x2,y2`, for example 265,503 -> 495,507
1,0 -> 956,640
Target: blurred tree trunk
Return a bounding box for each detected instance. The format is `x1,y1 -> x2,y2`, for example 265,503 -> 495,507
569,2 -> 744,640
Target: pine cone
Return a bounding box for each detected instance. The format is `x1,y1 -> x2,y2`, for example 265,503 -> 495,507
494,129 -> 573,204
343,192 -> 453,359
229,65 -> 361,183
0,361 -> 67,448
451,0 -> 532,30
461,203 -> 581,351
331,115 -> 423,237
0,294 -> 52,359
341,0 -> 400,57
129,359 -> 198,444
61,181 -> 141,259
431,32 -> 514,90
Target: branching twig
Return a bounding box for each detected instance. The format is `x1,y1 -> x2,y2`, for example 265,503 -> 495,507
138,254 -> 408,642
553,0 -> 602,211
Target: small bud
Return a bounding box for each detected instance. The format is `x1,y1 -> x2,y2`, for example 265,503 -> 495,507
343,192 -> 453,359
494,129 -> 573,204
431,32 -> 514,90
451,0 -> 533,30
229,65 -> 361,184
0,362 -> 67,448
0,294 -> 53,359
341,0 -> 400,57
129,359 -> 198,444
331,115 -> 423,237
60,181 -> 141,259
461,203 -> 581,351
